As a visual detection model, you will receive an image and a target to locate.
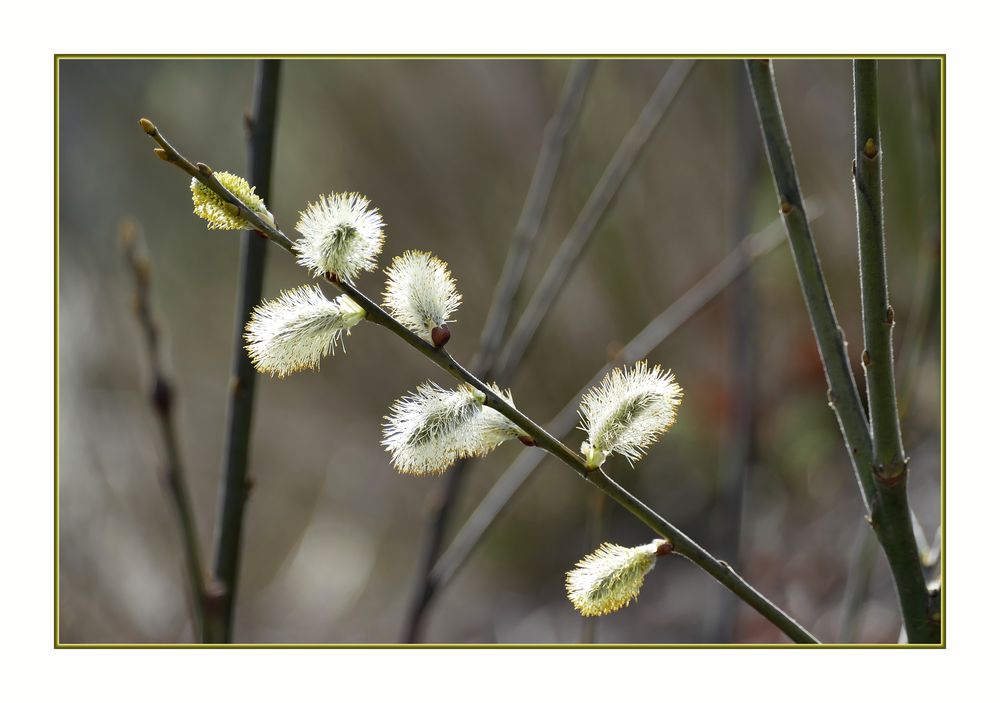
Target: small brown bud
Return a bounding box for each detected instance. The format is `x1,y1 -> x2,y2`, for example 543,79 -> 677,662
431,324 -> 451,348
654,540 -> 674,557
780,200 -> 793,215
517,435 -> 536,447
862,349 -> 871,367
138,117 -> 157,135
153,147 -> 173,162
196,162 -> 213,177
863,137 -> 878,159
885,305 -> 895,325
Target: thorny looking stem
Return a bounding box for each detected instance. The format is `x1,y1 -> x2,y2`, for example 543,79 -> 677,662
851,59 -> 938,644
401,60 -> 596,643
121,221 -> 208,640
205,60 -> 282,643
140,119 -> 820,644
744,59 -> 938,643
494,59 -> 696,380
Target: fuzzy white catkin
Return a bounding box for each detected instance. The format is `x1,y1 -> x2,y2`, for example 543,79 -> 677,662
382,251 -> 461,343
382,383 -> 522,475
578,361 -> 683,469
244,285 -> 366,377
294,192 -> 385,283
565,540 -> 667,616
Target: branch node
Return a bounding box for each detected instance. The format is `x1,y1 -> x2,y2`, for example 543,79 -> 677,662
862,349 -> 871,367
196,162 -> 214,177
152,375 -> 174,414
885,305 -> 895,325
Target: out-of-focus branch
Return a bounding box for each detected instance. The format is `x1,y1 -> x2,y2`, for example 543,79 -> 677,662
494,60 -> 696,380
120,220 -> 207,640
400,61 -> 596,643
205,59 -> 282,643
703,66 -> 760,643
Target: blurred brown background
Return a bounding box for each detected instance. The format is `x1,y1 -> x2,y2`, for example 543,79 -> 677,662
57,58 -> 941,644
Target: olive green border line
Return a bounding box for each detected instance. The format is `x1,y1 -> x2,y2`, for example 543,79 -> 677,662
53,54 -> 945,649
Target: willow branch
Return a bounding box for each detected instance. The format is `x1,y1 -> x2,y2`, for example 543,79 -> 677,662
494,59 -> 696,379
121,221 -> 207,640
401,60 -> 596,643
745,59 -> 937,643
140,120 -> 819,644
854,60 -> 906,480
204,59 -> 282,643
431,207 -> 807,594
852,59 -> 938,644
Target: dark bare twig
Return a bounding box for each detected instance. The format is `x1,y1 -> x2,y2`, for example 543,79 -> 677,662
703,67 -> 760,643
400,60 -> 596,644
120,219 -> 207,640
205,59 -> 282,643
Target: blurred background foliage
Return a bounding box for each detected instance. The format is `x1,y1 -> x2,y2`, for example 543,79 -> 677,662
58,58 -> 940,644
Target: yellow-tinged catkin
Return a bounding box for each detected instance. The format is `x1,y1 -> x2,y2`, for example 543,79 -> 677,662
565,540 -> 667,616
190,172 -> 272,230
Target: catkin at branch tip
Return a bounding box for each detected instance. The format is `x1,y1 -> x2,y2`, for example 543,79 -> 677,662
190,172 -> 272,230
565,540 -> 666,616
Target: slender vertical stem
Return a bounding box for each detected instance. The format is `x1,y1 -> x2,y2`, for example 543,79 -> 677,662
853,59 -> 937,645
494,60 -> 696,379
745,59 -> 938,643
205,60 -> 281,643
854,60 -> 906,480
400,61 -> 595,643
744,60 -> 875,503
121,222 -> 208,641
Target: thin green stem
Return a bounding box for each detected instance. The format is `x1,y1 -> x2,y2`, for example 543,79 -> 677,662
853,60 -> 937,644
204,59 -> 282,643
745,59 -> 939,644
853,59 -> 906,480
140,119 -> 820,644
744,60 -> 876,507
